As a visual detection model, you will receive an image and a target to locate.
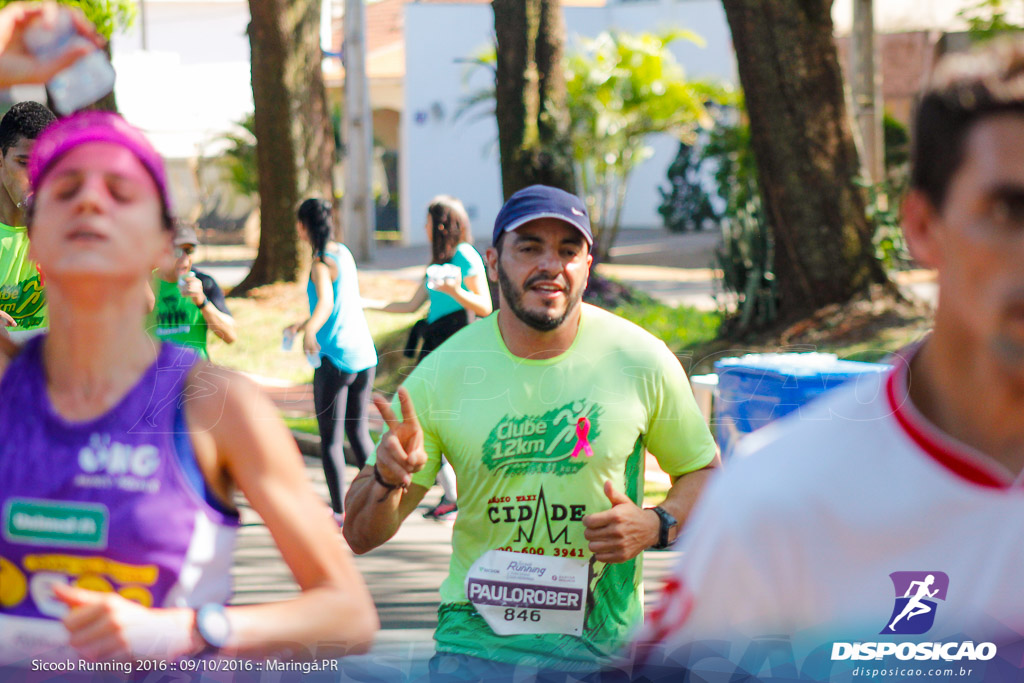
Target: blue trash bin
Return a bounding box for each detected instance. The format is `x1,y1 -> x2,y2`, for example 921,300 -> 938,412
714,353 -> 891,460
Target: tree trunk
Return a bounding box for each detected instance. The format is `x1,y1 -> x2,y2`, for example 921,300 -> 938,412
234,0 -> 334,294
721,0 -> 888,321
492,0 -> 574,199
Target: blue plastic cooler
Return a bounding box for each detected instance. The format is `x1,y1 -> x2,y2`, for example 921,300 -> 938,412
714,353 -> 890,459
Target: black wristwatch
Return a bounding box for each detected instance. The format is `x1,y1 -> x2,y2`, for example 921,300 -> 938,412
194,603 -> 231,653
647,506 -> 678,550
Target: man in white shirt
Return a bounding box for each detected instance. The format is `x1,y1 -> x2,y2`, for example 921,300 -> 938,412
632,38 -> 1024,683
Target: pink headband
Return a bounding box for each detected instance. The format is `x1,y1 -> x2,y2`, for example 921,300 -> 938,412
29,111 -> 172,218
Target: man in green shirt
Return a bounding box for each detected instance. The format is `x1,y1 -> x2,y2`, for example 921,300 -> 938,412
345,185 -> 720,676
0,101 -> 55,341
148,222 -> 236,358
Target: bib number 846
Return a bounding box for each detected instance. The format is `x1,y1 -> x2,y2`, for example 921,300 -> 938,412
504,608 -> 541,622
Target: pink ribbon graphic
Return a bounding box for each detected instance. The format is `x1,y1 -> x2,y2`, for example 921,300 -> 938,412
571,417 -> 594,458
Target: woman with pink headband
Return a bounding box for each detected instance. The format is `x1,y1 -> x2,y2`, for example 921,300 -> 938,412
0,112 -> 377,665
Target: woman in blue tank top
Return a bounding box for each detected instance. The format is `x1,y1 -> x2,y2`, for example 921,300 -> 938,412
285,199 -> 377,521
0,113 -> 376,666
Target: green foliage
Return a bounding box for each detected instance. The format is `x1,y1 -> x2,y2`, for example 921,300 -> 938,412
657,111 -> 760,236
883,112 -> 909,170
957,0 -> 1024,41
454,46 -> 497,126
664,104 -> 776,333
0,0 -> 136,39
860,177 -> 913,272
282,416 -> 319,435
565,29 -> 729,255
612,298 -> 720,353
582,274 -> 720,353
457,30 -> 729,254
715,197 -> 777,333
331,103 -> 342,154
700,114 -> 759,219
861,113 -> 912,272
657,142 -> 715,232
219,113 -> 259,198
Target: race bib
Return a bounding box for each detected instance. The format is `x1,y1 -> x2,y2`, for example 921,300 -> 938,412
465,550 -> 588,636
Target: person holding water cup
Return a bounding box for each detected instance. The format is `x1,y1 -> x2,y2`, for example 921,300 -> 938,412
285,198 -> 377,523
374,195 -> 491,361
148,221 -> 236,359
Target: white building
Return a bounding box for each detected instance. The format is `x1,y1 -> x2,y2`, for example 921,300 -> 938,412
394,0 -> 735,245
112,0 -> 254,228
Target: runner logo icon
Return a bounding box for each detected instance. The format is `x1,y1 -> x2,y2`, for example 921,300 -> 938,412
881,571 -> 949,635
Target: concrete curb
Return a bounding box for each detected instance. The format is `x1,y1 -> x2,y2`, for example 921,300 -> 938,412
292,429 -> 321,458
291,429 -> 364,469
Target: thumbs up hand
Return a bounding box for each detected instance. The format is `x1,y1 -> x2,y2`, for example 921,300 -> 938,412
582,481 -> 660,564
53,583 -> 200,661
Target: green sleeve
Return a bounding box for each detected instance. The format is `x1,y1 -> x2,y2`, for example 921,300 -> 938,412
644,343 -> 717,476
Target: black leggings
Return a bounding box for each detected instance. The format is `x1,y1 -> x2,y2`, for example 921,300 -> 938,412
312,358 -> 376,513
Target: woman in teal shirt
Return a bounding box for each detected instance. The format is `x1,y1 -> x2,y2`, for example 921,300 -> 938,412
376,195 -> 491,358
286,199 -> 377,522
374,195 -> 491,519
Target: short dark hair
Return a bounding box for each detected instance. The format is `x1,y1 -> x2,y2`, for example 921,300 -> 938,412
0,101 -> 56,154
912,39 -> 1024,210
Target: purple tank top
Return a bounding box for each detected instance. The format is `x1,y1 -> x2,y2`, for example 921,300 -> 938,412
0,337 -> 239,658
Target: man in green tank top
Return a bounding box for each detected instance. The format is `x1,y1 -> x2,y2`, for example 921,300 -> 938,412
148,223 -> 236,358
0,101 -> 55,341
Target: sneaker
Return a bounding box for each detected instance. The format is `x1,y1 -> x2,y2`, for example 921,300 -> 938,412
433,502 -> 457,521
423,498 -> 458,521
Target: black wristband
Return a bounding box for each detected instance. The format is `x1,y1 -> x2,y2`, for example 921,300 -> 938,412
373,464 -> 402,491
197,297 -> 209,310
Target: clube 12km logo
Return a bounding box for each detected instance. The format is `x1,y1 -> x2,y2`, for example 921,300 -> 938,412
831,572 -> 997,662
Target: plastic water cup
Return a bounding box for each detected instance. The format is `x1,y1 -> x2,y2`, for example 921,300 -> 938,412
307,353 -> 322,369
426,264 -> 460,290
177,271 -> 195,296
282,329 -> 295,351
23,9 -> 115,114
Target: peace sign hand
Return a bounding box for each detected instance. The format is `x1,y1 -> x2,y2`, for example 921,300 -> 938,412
371,387 -> 427,489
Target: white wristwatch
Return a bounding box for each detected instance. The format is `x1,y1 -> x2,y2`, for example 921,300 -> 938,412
194,603 -> 231,653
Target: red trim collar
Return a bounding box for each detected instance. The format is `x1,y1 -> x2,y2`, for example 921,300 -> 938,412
885,368 -> 1009,489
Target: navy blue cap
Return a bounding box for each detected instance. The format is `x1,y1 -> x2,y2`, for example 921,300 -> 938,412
492,185 -> 593,246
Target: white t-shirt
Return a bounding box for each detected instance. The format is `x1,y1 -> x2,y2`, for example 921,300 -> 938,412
638,359 -> 1024,668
